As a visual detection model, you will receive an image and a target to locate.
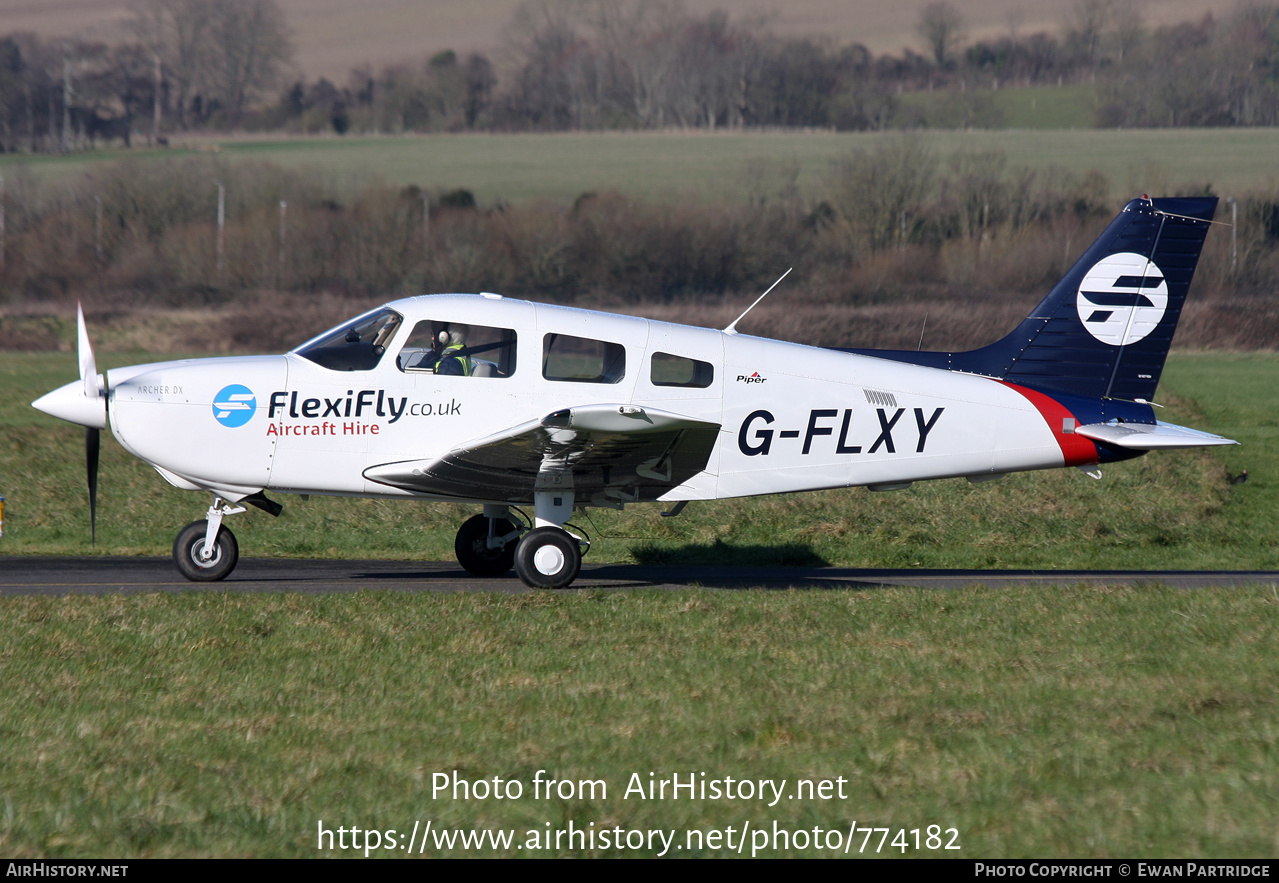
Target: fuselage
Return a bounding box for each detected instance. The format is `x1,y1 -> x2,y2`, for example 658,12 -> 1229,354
97,293 -> 1097,506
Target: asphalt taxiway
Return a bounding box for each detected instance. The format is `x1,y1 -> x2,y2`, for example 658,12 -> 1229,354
2,557 -> 1277,595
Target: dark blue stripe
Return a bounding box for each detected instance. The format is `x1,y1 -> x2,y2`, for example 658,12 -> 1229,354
1080,290 -> 1156,307
1111,275 -> 1164,288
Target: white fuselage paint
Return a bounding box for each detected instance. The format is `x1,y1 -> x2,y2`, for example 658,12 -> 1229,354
104,294 -> 1069,505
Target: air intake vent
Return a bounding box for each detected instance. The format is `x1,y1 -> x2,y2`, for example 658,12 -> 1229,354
864,389 -> 898,408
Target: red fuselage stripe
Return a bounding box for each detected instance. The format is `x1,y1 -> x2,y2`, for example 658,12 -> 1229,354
996,380 -> 1099,467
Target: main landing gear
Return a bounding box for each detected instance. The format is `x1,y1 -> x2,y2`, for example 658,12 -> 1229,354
454,507 -> 520,577
513,526 -> 581,588
453,494 -> 586,590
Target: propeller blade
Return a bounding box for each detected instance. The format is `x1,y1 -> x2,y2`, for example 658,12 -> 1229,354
77,302 -> 99,400
86,427 -> 99,546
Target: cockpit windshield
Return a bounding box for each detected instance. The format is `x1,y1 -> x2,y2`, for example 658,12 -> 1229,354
295,308 -> 403,371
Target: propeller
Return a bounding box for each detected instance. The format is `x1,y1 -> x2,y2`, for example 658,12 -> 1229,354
78,302 -> 98,400
31,303 -> 110,545
77,303 -> 103,546
86,425 -> 99,545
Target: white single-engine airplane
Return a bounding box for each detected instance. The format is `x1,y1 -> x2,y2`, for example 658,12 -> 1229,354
34,196 -> 1236,588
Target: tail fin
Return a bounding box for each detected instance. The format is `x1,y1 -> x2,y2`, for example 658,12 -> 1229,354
848,196 -> 1218,402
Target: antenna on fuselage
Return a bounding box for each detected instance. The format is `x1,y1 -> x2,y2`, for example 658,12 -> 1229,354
724,267 -> 791,335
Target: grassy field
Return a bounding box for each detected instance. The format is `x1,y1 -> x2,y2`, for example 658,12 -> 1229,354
4,128 -> 1277,206
0,585 -> 1275,857
1,349 -> 1276,857
898,84 -> 1100,129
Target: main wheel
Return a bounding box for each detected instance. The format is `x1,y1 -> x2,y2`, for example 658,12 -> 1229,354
513,526 -> 582,589
454,514 -> 518,577
173,520 -> 239,582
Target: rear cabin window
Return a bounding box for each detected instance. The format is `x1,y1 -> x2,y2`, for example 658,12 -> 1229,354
542,333 -> 626,384
297,309 -> 402,371
398,321 -> 517,378
650,352 -> 714,388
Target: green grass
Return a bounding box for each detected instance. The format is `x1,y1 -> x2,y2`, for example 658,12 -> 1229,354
3,128 -> 1278,205
897,85 -> 1100,130
2,351 -> 1275,570
1,349 -> 1278,857
0,587 -> 1275,857
992,85 -> 1100,129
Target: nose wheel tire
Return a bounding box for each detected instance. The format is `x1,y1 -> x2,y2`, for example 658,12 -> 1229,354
514,527 -> 582,589
454,514 -> 518,577
173,520 -> 239,582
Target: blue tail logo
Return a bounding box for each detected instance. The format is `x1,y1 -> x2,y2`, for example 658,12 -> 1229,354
1076,252 -> 1168,347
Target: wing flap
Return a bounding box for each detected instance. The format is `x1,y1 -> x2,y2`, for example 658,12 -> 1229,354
1075,420 -> 1238,450
364,403 -> 721,502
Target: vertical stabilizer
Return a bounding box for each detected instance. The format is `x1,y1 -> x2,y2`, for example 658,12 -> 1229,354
845,196 -> 1217,402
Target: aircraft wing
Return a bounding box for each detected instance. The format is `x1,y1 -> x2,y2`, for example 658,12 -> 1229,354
1075,420 -> 1238,450
364,403 -> 721,503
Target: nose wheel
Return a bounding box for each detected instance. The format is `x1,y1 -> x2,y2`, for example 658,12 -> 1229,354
172,495 -> 251,582
513,526 -> 582,589
173,519 -> 239,581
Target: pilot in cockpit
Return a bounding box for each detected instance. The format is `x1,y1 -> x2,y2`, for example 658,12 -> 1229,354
430,324 -> 473,376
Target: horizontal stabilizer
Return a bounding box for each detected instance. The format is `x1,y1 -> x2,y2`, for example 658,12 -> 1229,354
1075,420 -> 1237,450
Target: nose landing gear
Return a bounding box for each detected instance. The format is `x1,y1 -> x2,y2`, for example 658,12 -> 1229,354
172,496 -> 244,581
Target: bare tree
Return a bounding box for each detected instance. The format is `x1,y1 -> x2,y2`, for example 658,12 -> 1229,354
1068,0 -> 1112,69
1112,0 -> 1144,63
128,0 -> 292,128
127,0 -> 167,141
829,136 -> 935,254
917,1 -> 966,65
128,0 -> 211,129
500,0 -> 599,129
205,0 -> 294,125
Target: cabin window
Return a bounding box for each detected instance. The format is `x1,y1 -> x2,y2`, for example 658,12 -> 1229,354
542,333 -> 626,384
296,308 -> 402,371
398,321 -> 517,378
650,352 -> 714,388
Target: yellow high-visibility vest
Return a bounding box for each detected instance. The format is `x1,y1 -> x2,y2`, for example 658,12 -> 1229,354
434,343 -> 472,376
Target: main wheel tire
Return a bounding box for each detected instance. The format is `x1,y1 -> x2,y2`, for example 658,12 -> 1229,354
454,514 -> 518,577
513,526 -> 582,589
173,519 -> 239,582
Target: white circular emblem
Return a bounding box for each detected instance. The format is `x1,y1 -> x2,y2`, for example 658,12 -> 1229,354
1076,252 -> 1168,346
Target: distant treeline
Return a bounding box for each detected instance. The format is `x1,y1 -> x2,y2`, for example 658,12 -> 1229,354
3,0 -> 1279,153
2,145 -> 1277,325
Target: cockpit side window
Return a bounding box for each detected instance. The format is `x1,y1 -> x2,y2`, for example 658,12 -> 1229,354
398,321 -> 517,378
296,309 -> 402,372
542,333 -> 626,383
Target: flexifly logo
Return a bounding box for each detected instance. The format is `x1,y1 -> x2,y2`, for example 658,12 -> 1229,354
269,390 -> 408,423
212,384 -> 256,427
737,372 -> 767,384
1076,252 -> 1169,346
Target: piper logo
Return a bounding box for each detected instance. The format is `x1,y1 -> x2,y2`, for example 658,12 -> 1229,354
1076,252 -> 1168,346
212,384 -> 256,427
737,372 -> 767,384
